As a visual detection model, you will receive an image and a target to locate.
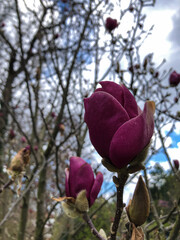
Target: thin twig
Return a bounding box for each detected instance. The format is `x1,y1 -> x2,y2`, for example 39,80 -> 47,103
83,212 -> 105,240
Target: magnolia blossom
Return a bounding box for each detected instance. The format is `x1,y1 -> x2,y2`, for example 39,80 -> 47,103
84,81 -> 155,169
65,157 -> 103,207
169,71 -> 180,87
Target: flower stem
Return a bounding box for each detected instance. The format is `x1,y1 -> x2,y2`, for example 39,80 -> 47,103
110,171 -> 129,240
83,212 -> 105,240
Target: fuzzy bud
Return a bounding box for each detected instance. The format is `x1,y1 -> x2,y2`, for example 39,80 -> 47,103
61,201 -> 80,218
7,146 -> 31,180
99,229 -> 107,240
75,190 -> 89,213
126,176 -> 150,226
59,123 -> 65,135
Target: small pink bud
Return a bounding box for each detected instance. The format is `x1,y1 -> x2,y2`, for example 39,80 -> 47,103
21,136 -> 27,143
34,145 -> 38,151
51,112 -> 56,118
9,129 -> 16,139
105,17 -> 118,32
173,159 -> 179,170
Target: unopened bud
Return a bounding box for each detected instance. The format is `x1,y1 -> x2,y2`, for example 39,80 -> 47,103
59,123 -> 65,135
99,229 -> 107,240
126,176 -> 150,226
173,159 -> 179,170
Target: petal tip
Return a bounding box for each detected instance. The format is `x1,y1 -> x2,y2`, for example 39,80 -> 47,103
146,101 -> 155,115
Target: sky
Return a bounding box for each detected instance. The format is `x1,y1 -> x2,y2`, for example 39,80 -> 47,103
141,0 -> 180,71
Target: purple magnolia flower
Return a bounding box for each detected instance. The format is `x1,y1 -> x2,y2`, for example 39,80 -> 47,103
169,71 -> 180,87
84,81 -> 155,169
105,17 -> 118,32
173,159 -> 179,170
65,157 -> 103,207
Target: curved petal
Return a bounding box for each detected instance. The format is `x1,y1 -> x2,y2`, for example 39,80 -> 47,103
97,81 -> 139,118
84,91 -> 130,158
109,101 -> 155,168
74,162 -> 94,200
69,157 -> 87,197
121,85 -> 139,118
89,172 -> 103,206
65,168 -> 70,197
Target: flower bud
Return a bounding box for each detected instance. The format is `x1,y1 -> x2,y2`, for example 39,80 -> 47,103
21,136 -> 27,143
126,176 -> 150,226
99,229 -> 107,240
7,146 -> 31,180
59,123 -> 65,135
169,71 -> 180,87
105,17 -> 118,32
173,159 -> 179,170
9,129 -> 16,140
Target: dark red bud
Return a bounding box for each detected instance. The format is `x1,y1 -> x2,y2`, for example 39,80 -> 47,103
169,71 -> 180,87
54,34 -> 59,39
9,129 -> 16,139
51,112 -> 56,118
174,97 -> 178,103
105,17 -> 118,32
0,22 -> 5,28
34,145 -> 38,151
129,6 -> 134,12
173,160 -> 179,170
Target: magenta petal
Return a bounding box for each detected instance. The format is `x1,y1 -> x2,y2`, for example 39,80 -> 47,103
69,157 -> 87,198
89,172 -> 103,207
121,85 -> 139,118
74,162 -> 94,200
98,81 -> 139,118
109,101 -> 155,168
98,81 -> 124,104
65,168 -> 70,197
84,91 -> 129,158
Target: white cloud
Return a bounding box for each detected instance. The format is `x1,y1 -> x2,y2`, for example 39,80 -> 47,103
167,147 -> 180,161
174,122 -> 180,134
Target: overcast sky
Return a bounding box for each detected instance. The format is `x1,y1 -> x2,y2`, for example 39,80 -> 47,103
142,0 -> 180,71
